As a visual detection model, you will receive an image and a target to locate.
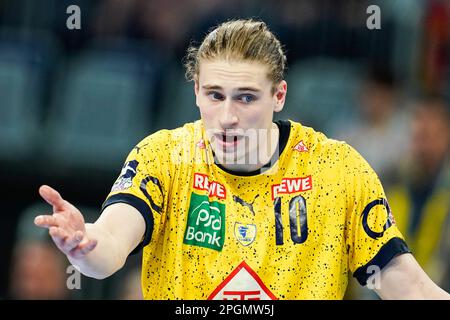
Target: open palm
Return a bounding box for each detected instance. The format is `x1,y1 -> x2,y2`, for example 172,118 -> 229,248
34,185 -> 97,259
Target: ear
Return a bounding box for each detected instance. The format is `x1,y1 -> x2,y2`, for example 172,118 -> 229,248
194,80 -> 200,108
273,80 -> 287,113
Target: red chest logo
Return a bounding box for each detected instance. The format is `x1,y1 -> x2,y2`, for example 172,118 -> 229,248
208,261 -> 277,300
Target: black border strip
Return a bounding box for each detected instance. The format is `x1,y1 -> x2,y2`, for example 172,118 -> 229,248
353,237 -> 411,286
101,193 -> 154,255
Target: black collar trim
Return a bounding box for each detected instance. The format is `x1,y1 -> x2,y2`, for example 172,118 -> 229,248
214,120 -> 291,176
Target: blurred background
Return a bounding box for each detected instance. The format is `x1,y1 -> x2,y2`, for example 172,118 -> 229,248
0,0 -> 448,299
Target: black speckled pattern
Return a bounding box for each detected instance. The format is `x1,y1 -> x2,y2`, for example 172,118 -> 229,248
103,120 -> 408,299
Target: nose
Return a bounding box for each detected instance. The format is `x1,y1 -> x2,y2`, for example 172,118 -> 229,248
219,99 -> 239,128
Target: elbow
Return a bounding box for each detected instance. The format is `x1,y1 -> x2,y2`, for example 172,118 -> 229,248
90,273 -> 112,280
79,263 -> 122,280
92,255 -> 128,280
70,253 -> 127,280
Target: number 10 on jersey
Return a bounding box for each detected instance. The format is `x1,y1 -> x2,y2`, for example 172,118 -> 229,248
274,195 -> 308,245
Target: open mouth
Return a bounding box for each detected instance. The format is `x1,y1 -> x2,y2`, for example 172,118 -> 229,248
221,134 -> 237,142
214,133 -> 243,149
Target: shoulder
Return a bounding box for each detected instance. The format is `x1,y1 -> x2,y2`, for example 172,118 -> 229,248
286,120 -> 372,177
134,120 -> 201,154
288,120 -> 350,157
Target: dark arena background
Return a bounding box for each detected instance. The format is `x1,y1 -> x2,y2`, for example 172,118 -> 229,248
0,0 -> 449,301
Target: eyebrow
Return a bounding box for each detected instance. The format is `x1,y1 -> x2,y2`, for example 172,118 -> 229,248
201,85 -> 261,92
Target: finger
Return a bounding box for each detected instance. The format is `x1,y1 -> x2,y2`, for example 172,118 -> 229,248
49,226 -> 74,249
49,226 -> 74,253
49,226 -> 69,240
71,239 -> 97,258
39,185 -> 66,211
34,215 -> 60,228
63,231 -> 84,252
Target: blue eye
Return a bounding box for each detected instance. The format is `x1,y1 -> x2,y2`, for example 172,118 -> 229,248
239,94 -> 256,104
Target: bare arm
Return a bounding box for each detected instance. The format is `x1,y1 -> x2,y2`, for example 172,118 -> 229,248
373,253 -> 450,299
34,185 -> 145,279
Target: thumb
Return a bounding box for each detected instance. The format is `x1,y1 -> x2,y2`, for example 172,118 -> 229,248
39,185 -> 66,211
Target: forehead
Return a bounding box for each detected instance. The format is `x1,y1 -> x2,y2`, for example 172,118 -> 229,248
198,59 -> 271,89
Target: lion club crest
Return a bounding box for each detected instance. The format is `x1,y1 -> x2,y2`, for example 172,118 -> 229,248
234,222 -> 256,246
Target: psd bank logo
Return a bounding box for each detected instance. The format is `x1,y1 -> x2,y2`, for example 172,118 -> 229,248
184,193 -> 225,251
111,160 -> 138,192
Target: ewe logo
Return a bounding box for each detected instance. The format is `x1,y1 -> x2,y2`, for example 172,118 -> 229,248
184,193 -> 225,251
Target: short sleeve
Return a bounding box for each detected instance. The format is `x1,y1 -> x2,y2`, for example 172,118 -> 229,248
102,131 -> 169,254
343,144 -> 411,286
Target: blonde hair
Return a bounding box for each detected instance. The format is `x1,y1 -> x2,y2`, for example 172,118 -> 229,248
184,19 -> 286,86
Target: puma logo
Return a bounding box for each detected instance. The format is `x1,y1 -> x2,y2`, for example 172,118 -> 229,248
232,194 -> 259,215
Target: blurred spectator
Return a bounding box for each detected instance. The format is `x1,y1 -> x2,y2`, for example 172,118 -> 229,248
420,0 -> 450,95
345,95 -> 449,299
336,66 -> 410,184
8,207 -> 70,299
8,241 -> 70,299
387,97 -> 450,290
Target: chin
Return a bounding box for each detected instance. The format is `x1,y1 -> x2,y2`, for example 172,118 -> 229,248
213,150 -> 248,166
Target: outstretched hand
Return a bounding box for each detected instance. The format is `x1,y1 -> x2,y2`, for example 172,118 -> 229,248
34,185 -> 97,259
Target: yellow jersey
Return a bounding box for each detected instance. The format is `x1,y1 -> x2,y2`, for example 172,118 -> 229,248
102,120 -> 409,299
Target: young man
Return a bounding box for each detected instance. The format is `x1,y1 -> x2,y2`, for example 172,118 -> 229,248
35,19 -> 450,299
